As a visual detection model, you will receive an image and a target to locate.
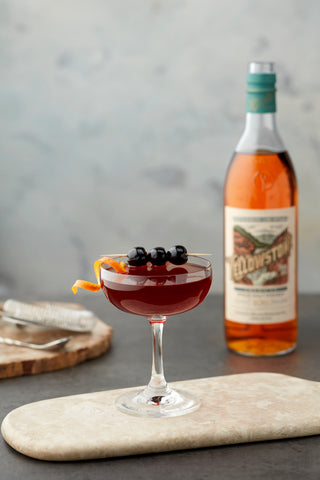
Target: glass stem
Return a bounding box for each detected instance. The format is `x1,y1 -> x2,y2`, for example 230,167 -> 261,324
147,316 -> 170,396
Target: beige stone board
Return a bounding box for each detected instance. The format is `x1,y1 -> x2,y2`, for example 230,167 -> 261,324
2,372 -> 320,461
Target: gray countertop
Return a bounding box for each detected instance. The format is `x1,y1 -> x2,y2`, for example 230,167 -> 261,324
1,294 -> 320,479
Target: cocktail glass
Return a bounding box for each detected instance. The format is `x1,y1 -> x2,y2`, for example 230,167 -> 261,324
101,256 -> 212,417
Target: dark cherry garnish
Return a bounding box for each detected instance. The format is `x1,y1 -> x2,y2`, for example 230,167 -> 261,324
148,247 -> 167,266
166,245 -> 188,265
127,246 -> 148,266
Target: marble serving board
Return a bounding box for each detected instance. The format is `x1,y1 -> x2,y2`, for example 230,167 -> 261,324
2,372 -> 320,461
0,302 -> 113,378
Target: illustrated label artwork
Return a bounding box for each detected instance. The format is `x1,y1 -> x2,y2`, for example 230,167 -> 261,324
225,207 -> 296,324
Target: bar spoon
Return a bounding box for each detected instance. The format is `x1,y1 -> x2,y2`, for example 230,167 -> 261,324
0,336 -> 72,350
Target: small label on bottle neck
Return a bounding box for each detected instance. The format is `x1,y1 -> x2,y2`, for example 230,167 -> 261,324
246,91 -> 276,113
246,72 -> 276,113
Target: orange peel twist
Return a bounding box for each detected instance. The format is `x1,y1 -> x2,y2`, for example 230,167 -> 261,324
72,257 -> 127,294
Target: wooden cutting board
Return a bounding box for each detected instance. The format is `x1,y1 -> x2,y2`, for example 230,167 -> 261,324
0,302 -> 112,378
2,372 -> 320,461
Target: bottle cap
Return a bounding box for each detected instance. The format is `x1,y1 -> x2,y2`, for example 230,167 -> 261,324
246,61 -> 276,113
247,61 -> 276,93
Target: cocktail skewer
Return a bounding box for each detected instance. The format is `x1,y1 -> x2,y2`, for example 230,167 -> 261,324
100,253 -> 212,258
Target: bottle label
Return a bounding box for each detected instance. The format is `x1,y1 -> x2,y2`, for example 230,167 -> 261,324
225,206 -> 296,324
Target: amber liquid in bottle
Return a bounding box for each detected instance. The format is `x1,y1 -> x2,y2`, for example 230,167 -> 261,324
224,150 -> 298,355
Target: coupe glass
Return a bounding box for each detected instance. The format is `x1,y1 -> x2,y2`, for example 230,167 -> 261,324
100,256 -> 212,417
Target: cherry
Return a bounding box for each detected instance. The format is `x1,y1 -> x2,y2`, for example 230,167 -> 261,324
166,245 -> 188,265
148,247 -> 167,266
127,246 -> 148,266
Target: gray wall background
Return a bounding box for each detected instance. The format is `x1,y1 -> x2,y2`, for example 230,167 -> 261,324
1,0 -> 319,299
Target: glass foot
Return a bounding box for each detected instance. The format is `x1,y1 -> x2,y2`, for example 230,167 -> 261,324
115,387 -> 200,418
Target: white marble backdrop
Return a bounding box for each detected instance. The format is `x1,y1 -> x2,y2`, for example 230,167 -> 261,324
0,0 -> 319,297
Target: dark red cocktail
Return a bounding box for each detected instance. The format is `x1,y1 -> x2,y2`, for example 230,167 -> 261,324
101,262 -> 211,317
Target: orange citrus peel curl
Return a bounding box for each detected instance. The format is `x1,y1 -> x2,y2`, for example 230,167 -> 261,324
72,256 -> 127,294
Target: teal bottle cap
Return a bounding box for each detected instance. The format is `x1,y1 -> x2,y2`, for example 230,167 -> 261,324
246,62 -> 276,113
247,72 -> 276,92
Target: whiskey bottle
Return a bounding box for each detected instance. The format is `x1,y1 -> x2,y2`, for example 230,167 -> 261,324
224,61 -> 298,356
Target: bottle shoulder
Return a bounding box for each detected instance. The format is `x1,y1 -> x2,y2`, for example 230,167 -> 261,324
235,113 -> 286,153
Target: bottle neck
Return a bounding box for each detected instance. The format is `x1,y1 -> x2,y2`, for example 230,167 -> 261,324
235,112 -> 285,154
